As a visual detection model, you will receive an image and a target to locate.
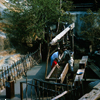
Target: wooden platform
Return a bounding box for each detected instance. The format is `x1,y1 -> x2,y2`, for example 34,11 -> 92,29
74,69 -> 85,82
79,56 -> 88,69
46,63 -> 69,83
74,56 -> 88,86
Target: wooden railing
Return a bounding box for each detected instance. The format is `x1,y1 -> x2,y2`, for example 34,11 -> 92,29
20,78 -> 84,100
0,48 -> 42,91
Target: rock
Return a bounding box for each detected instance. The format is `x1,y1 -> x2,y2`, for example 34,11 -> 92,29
79,82 -> 100,100
88,80 -> 100,92
93,82 -> 100,90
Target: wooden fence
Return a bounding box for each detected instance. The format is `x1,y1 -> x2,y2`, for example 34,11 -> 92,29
0,48 -> 42,91
20,78 -> 84,100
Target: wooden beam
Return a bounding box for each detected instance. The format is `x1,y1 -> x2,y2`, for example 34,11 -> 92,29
82,79 -> 100,82
50,23 -> 75,45
45,78 -> 60,81
46,65 -> 57,79
45,46 -> 50,79
79,60 -> 86,69
51,91 -> 68,100
60,63 -> 69,83
20,82 -> 23,100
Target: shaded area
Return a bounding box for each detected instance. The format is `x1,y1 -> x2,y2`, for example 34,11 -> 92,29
0,62 -> 47,100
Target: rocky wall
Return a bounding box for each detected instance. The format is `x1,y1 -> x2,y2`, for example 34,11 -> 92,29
0,36 -> 10,51
0,37 -> 4,51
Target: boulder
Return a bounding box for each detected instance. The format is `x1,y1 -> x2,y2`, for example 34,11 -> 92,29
79,82 -> 100,100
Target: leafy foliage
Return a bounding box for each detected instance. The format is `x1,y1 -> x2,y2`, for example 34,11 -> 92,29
1,0 -> 73,46
80,9 -> 100,49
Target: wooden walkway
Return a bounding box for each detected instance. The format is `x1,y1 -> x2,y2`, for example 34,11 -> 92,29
74,56 -> 88,84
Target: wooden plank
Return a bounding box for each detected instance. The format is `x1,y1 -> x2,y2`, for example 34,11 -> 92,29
60,63 -> 69,83
79,56 -> 88,69
45,47 -> 50,79
46,65 -> 57,79
82,79 -> 100,82
74,69 -> 85,82
79,60 -> 86,69
46,63 -> 69,83
50,23 -> 75,45
45,78 -> 60,81
82,56 -> 88,60
51,91 -> 68,100
20,82 -> 23,100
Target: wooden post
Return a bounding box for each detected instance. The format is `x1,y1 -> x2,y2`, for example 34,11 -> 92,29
2,67 -> 4,87
11,67 -> 13,80
7,66 -> 9,76
30,55 -> 32,68
15,63 -> 17,82
66,76 -> 69,91
31,80 -> 33,100
20,82 -> 23,100
40,43 -> 42,62
72,30 -> 74,53
17,64 -> 20,78
34,80 -> 38,99
45,45 -> 50,79
25,72 -> 27,100
0,78 -> 1,90
14,67 -> 15,81
38,82 -> 40,100
16,62 -> 18,79
4,67 -> 7,82
46,83 -> 48,99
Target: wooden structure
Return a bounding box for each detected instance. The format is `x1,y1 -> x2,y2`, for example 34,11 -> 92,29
20,78 -> 84,100
45,23 -> 75,83
0,46 -> 42,91
6,80 -> 15,99
74,56 -> 88,86
79,56 -> 88,69
46,63 -> 69,83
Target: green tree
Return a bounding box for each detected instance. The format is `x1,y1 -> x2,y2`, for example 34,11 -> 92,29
1,0 -> 73,46
80,9 -> 100,50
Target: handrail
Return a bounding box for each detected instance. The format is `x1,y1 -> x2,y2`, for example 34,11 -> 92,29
20,78 -> 83,100
20,82 -> 61,93
0,47 -> 41,91
33,78 -> 69,86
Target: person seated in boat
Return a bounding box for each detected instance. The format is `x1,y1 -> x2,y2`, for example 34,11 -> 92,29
51,58 -> 60,69
50,48 -> 63,66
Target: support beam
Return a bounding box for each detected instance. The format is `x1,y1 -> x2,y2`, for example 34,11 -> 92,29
50,23 -> 75,45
